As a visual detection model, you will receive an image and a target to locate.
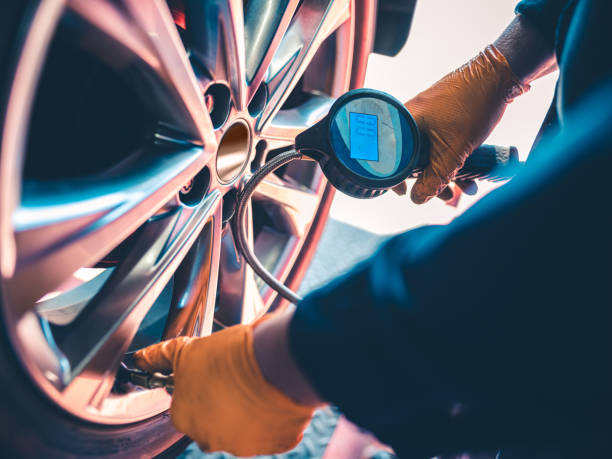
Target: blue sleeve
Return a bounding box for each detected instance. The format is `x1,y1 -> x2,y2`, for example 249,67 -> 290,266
289,83 -> 612,457
515,0 -> 573,46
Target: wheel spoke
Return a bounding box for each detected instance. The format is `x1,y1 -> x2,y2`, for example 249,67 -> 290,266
253,172 -> 320,237
215,206 -> 265,326
243,0 -> 300,102
68,0 -> 216,146
186,0 -> 247,111
163,201 -> 222,338
6,148 -> 205,315
256,0 -> 351,132
215,223 -> 249,325
262,94 -> 334,144
242,266 -> 266,323
60,192 -> 220,409
123,0 -> 216,146
66,0 -> 161,69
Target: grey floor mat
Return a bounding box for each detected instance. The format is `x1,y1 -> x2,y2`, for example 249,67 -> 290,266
180,408 -> 340,459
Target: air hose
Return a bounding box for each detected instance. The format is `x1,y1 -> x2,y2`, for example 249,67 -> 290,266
233,150 -> 305,304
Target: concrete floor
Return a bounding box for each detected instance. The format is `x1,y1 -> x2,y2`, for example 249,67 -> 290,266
298,219 -> 389,294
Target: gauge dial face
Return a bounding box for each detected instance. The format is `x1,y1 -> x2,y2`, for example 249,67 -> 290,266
330,96 -> 417,182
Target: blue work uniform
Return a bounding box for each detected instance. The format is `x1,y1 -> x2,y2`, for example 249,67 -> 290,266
289,1 -> 612,457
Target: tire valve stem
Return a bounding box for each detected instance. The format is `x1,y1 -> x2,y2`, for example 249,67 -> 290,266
116,362 -> 174,395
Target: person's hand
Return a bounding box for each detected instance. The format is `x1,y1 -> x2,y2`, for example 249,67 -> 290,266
395,45 -> 528,204
133,322 -> 316,456
392,179 -> 478,204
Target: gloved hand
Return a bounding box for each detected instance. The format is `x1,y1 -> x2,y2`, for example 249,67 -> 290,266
398,44 -> 528,204
133,322 -> 316,456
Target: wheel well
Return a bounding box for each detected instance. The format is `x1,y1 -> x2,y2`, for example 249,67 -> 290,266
373,0 -> 416,56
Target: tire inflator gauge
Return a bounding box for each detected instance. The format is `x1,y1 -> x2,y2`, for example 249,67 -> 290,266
234,89 -> 522,304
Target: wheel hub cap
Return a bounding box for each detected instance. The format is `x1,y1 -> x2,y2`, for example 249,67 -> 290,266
215,119 -> 252,183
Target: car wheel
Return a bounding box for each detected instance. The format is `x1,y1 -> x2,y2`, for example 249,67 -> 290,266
0,0 -> 374,456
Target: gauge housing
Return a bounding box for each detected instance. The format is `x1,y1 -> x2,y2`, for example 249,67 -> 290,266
296,89 -> 421,198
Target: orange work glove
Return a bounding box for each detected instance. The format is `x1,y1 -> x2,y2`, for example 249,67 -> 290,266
133,323 -> 315,456
403,44 -> 528,204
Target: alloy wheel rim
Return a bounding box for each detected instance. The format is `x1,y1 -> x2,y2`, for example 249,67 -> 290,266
0,0 -> 355,424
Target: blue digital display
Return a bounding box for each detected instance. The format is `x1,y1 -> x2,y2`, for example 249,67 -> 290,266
349,112 -> 378,161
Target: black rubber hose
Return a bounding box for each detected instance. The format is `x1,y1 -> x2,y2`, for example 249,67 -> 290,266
233,150 -> 304,304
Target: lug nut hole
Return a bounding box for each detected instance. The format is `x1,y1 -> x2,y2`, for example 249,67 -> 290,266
251,140 -> 267,173
222,189 -> 238,223
205,83 -> 231,129
248,83 -> 267,118
179,167 -> 210,206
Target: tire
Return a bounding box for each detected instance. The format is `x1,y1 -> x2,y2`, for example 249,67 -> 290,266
0,0 -> 374,457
